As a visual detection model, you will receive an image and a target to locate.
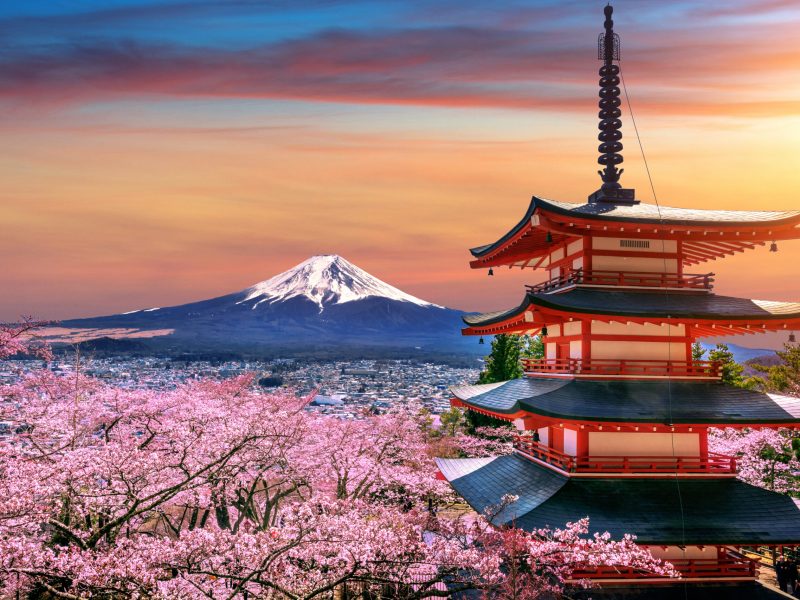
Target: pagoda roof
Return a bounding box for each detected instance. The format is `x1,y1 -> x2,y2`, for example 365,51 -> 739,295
463,288 -> 800,334
435,453 -> 800,545
470,197 -> 800,268
451,378 -> 800,425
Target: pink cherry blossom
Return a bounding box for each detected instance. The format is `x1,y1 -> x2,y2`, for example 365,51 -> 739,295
708,427 -> 800,494
1,346 -> 673,598
0,317 -> 51,360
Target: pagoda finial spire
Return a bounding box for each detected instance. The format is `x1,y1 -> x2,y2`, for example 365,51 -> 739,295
589,4 -> 638,204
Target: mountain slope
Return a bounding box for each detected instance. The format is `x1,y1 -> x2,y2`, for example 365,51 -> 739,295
59,255 -> 473,355
699,342 -> 773,365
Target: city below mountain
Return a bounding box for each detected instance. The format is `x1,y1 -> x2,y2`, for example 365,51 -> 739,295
55,255 -> 478,359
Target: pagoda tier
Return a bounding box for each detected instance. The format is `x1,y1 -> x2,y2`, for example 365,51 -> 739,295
450,379 -> 800,428
436,454 -> 800,546
463,287 -> 800,375
470,197 -> 800,269
450,379 -> 799,479
462,290 -> 800,369
463,288 -> 800,337
436,454 -> 799,583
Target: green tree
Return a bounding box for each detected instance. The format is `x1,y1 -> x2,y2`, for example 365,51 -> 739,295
477,334 -> 523,384
753,343 -> 800,395
415,407 -> 435,439
465,409 -> 512,432
707,343 -> 760,390
691,342 -> 706,361
520,334 -> 545,359
439,406 -> 464,437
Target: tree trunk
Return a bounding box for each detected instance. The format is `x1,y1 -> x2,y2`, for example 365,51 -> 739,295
215,503 -> 232,530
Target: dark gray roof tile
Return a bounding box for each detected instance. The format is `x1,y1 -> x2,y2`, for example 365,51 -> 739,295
540,197 -> 800,224
463,289 -> 800,327
452,377 -> 800,424
437,454 -> 800,545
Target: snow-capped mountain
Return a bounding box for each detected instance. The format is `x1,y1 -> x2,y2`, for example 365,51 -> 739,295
59,256 -> 472,356
238,255 -> 439,311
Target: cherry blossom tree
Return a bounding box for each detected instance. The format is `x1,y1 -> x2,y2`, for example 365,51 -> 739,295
298,408 -> 450,504
708,427 -> 800,495
474,509 -> 676,599
444,426 -> 515,459
420,407 -> 515,459
0,335 -> 673,598
0,317 -> 51,360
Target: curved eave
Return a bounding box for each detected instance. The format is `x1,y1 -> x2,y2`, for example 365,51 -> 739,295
468,196 -> 800,270
436,454 -> 800,545
468,198 -> 574,269
531,290 -> 800,322
462,290 -> 800,336
451,381 -> 800,427
469,198 -> 536,257
462,295 -> 541,335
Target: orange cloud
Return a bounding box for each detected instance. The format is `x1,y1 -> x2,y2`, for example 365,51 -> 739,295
0,23 -> 798,118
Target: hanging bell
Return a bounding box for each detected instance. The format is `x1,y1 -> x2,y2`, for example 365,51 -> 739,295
479,336 -> 485,345
770,242 -> 778,252
790,332 -> 796,343
546,231 -> 553,244
488,267 -> 494,276
541,326 -> 548,337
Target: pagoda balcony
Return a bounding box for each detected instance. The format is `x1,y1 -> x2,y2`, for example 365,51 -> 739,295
526,269 -> 714,294
521,358 -> 722,380
572,548 -> 757,581
513,437 -> 737,475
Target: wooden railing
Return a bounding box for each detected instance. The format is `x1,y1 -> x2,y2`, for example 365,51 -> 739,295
573,453 -> 737,474
526,269 -> 714,294
573,549 -> 757,580
521,358 -> 721,379
513,437 -> 737,475
513,436 -> 575,472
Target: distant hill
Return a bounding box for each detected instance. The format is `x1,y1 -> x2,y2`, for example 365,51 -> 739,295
742,352 -> 784,377
70,336 -> 151,353
699,342 -> 774,365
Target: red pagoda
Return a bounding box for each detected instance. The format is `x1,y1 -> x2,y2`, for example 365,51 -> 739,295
437,5 -> 800,596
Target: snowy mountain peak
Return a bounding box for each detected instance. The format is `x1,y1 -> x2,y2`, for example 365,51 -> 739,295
238,255 -> 440,310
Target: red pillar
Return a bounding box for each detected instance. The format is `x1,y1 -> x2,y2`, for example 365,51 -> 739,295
699,428 -> 709,459
576,428 -> 589,458
550,426 -> 565,453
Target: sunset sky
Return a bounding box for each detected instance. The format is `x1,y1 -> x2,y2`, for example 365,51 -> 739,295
2,0 -> 800,331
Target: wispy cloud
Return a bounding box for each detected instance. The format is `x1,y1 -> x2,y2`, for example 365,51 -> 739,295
1,20 -> 798,117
